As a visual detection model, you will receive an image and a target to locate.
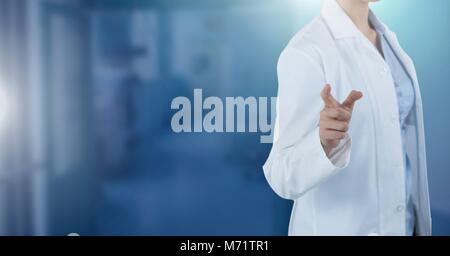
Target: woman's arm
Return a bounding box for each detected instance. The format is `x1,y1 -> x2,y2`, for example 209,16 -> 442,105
263,47 -> 360,200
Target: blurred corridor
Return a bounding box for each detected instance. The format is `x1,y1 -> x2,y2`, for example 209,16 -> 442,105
0,0 -> 448,235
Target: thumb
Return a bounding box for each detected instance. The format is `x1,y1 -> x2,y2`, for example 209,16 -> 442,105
342,90 -> 363,110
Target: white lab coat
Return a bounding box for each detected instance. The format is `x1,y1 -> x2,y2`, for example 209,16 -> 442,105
263,0 -> 431,236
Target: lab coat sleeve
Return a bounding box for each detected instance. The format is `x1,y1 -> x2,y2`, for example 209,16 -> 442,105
263,47 -> 351,200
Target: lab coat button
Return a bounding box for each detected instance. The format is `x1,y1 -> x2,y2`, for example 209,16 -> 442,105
396,205 -> 405,212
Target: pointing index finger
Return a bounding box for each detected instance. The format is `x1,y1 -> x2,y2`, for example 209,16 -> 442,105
321,84 -> 340,108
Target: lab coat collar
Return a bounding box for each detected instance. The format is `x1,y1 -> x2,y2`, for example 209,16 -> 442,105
369,9 -> 387,35
321,0 -> 387,39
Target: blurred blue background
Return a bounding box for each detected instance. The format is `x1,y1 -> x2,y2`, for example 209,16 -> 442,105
0,0 -> 448,235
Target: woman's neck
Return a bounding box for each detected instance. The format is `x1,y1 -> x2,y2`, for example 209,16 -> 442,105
336,0 -> 372,34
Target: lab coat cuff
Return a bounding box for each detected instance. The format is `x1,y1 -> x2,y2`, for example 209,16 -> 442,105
285,127 -> 350,191
313,128 -> 351,170
328,133 -> 352,168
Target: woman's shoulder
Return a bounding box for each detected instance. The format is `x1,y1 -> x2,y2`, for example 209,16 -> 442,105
279,16 -> 339,67
286,16 -> 334,49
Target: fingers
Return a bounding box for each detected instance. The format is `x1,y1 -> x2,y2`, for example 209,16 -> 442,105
320,119 -> 349,132
321,84 -> 340,108
319,85 -> 361,156
342,90 -> 363,110
320,107 -> 351,121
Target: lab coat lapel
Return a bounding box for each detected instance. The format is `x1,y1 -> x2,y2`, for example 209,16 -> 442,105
370,9 -> 431,235
369,10 -> 419,90
381,24 -> 432,236
381,30 -> 419,96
